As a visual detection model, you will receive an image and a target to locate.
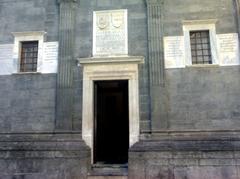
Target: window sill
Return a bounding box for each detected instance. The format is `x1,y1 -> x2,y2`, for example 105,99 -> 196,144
12,72 -> 42,75
186,64 -> 219,68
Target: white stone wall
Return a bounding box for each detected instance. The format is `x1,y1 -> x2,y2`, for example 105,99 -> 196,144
0,42 -> 58,75
164,33 -> 240,69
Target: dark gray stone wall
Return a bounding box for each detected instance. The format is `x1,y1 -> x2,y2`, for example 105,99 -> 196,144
0,0 -> 58,43
0,0 -> 59,132
0,133 -> 90,179
164,0 -> 237,36
0,74 -> 56,132
0,0 -> 240,178
129,131 -> 240,179
129,150 -> 240,179
1,0 -> 239,132
74,0 -> 150,131
159,0 -> 240,131
0,0 -> 150,132
75,0 -> 148,58
166,66 -> 240,130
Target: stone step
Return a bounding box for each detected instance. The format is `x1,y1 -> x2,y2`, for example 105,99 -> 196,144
88,164 -> 128,179
87,176 -> 127,179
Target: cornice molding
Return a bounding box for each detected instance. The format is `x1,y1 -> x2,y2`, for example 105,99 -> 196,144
146,0 -> 163,5
12,31 -> 46,37
58,0 -> 78,4
182,19 -> 218,25
78,56 -> 145,66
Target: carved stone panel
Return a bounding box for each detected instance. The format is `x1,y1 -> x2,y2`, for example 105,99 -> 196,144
164,36 -> 185,68
217,33 -> 240,66
41,42 -> 58,73
0,44 -> 13,75
93,9 -> 128,56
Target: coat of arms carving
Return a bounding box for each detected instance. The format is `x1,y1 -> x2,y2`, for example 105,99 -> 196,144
97,15 -> 109,29
111,12 -> 124,28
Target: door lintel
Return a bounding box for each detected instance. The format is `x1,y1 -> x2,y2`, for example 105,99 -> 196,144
79,56 -> 144,163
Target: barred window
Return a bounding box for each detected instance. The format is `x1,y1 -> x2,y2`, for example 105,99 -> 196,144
20,41 -> 38,72
190,30 -> 212,64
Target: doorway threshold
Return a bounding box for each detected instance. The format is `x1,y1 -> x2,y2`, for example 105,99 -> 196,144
89,164 -> 128,176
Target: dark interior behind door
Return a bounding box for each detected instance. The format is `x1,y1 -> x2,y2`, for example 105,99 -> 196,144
94,80 -> 129,164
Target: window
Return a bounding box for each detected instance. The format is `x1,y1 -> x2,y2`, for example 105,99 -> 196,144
20,41 -> 39,72
190,30 -> 212,64
183,20 -> 218,66
12,31 -> 45,73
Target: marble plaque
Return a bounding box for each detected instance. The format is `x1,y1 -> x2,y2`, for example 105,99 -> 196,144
0,44 -> 14,75
93,9 -> 128,56
0,60 -> 14,75
41,42 -> 58,73
164,36 -> 185,68
0,44 -> 13,61
43,42 -> 58,61
217,33 -> 239,66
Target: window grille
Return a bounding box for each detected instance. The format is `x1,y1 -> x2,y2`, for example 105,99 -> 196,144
20,41 -> 38,72
190,30 -> 212,64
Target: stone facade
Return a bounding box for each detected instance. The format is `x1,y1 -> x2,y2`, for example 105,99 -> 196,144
0,0 -> 240,178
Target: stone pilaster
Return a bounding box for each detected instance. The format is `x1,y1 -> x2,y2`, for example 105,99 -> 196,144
146,0 -> 169,131
56,0 -> 78,130
233,0 -> 240,51
146,0 -> 165,86
237,0 -> 240,32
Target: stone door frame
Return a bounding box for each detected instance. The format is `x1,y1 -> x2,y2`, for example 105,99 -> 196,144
79,56 -> 144,163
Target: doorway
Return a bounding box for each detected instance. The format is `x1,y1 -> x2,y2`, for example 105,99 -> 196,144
94,80 -> 129,164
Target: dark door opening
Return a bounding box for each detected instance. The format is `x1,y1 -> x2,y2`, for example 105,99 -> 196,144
94,80 -> 129,164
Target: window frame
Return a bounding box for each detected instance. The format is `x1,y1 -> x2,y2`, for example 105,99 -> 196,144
20,41 -> 39,72
183,20 -> 218,67
12,31 -> 46,73
190,30 -> 212,65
